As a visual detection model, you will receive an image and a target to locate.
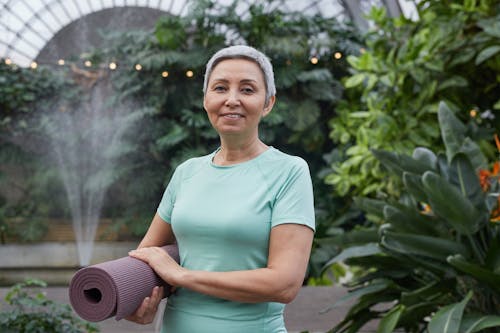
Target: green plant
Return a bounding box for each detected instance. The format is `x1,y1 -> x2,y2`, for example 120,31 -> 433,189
322,102 -> 500,333
0,279 -> 98,333
326,0 -> 500,198
0,60 -> 83,235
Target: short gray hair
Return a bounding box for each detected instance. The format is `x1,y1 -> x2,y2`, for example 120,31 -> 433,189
203,45 -> 276,103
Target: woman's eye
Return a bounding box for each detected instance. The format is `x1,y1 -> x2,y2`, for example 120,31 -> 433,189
213,86 -> 226,92
241,87 -> 254,94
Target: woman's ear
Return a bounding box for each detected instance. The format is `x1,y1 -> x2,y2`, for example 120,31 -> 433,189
262,95 -> 276,117
203,96 -> 208,113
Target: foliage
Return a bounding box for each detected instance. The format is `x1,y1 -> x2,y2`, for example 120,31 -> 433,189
85,0 -> 364,236
326,0 -> 500,198
323,102 -> 500,333
0,62 -> 79,240
0,279 -> 99,333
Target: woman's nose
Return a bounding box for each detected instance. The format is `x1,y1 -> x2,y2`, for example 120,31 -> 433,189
225,90 -> 241,106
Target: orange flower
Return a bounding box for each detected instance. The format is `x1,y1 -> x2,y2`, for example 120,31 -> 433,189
490,196 -> 500,223
418,202 -> 433,215
479,161 -> 500,191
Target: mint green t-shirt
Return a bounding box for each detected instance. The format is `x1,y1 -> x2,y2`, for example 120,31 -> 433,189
156,147 -> 315,333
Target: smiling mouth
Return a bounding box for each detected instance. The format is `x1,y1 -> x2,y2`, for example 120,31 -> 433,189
223,114 -> 243,119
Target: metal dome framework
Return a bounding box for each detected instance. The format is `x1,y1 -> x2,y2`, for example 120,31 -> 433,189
0,0 -> 414,67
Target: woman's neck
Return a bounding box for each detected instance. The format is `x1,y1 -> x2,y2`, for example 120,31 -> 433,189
214,138 -> 268,166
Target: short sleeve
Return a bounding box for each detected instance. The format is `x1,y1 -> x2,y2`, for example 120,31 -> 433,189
271,158 -> 315,231
157,167 -> 182,223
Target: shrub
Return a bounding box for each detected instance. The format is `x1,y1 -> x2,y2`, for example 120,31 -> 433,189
0,279 -> 98,333
323,102 -> 500,332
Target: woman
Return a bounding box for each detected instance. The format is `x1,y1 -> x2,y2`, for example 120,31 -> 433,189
126,45 -> 315,332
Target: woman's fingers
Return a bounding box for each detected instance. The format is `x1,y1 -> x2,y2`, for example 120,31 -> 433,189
150,286 -> 164,306
125,286 -> 162,324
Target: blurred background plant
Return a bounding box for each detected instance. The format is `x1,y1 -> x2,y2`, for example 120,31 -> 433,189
327,0 -> 500,199
0,278 -> 99,333
321,102 -> 500,332
315,0 -> 500,287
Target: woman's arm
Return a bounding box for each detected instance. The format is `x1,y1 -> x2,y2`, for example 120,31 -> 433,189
129,223 -> 314,304
137,212 -> 176,248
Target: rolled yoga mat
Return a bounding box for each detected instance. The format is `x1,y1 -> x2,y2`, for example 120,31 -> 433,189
69,244 -> 179,322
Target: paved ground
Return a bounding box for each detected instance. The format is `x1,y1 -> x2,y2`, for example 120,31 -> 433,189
0,285 -> 382,333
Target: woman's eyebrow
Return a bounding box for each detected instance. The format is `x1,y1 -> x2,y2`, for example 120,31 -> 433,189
239,79 -> 258,84
210,78 -> 258,85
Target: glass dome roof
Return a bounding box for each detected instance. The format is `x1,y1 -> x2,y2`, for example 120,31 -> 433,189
0,0 -> 415,67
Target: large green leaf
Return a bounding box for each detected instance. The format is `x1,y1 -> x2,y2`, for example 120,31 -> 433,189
402,172 -> 428,203
382,204 -> 442,235
438,102 -> 466,163
422,171 -> 482,235
449,153 -> 486,210
447,254 -> 500,293
321,279 -> 391,313
428,291 -> 472,333
400,280 -> 451,306
381,230 -> 470,261
376,304 -> 405,333
485,236 -> 500,274
412,147 -> 438,170
475,45 -> 500,65
323,243 -> 381,269
371,149 -> 433,177
459,314 -> 500,333
460,138 -> 488,171
353,197 -> 386,218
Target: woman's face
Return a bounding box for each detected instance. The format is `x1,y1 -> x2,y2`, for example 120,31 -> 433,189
203,58 -> 275,139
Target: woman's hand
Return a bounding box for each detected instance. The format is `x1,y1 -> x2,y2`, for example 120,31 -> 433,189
125,286 -> 163,324
128,247 -> 185,287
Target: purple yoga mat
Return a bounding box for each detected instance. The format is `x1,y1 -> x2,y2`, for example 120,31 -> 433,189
69,244 -> 179,322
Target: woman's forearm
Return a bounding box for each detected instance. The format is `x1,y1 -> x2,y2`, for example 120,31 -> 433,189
166,266 -> 301,304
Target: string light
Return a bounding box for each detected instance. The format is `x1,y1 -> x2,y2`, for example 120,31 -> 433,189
470,109 -> 478,118
3,52 -> 352,76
